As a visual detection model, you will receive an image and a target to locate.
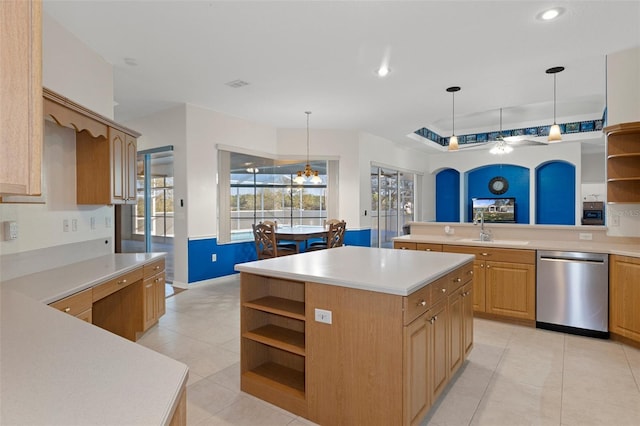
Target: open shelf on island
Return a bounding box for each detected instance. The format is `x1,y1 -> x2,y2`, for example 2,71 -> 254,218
244,362 -> 305,397
243,296 -> 305,320
243,324 -> 305,356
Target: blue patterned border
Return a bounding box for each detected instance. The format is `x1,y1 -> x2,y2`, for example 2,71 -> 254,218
415,118 -> 603,148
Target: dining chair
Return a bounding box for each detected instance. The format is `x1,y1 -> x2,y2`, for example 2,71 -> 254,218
309,219 -> 341,249
262,220 -> 298,252
307,220 -> 346,251
252,222 -> 298,259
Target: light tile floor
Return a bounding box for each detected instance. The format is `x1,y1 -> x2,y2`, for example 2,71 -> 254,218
137,276 -> 640,426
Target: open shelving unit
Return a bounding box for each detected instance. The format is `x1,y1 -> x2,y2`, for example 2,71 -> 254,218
605,122 -> 640,204
240,273 -> 307,417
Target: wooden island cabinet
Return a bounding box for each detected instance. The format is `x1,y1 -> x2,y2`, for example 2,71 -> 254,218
236,246 -> 474,426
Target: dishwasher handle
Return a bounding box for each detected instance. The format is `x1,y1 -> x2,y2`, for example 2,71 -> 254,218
538,256 -> 605,264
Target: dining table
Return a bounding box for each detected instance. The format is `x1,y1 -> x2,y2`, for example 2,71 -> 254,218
275,225 -> 328,251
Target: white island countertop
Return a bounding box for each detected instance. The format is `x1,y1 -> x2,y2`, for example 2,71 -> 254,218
0,253 -> 188,426
234,245 -> 474,296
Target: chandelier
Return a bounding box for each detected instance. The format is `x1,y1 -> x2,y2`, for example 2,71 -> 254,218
294,111 -> 322,184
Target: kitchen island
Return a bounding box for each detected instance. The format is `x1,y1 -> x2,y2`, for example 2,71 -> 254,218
235,246 -> 474,426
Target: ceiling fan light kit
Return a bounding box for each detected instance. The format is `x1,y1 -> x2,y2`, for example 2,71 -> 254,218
294,111 -> 322,185
447,86 -> 461,151
546,66 -> 565,142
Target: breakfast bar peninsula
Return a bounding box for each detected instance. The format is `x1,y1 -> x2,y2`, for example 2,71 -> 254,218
235,246 -> 475,426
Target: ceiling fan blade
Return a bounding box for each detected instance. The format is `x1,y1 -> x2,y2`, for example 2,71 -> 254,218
503,135 -> 548,146
456,142 -> 491,150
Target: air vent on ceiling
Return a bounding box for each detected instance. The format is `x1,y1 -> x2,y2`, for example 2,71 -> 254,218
225,79 -> 250,88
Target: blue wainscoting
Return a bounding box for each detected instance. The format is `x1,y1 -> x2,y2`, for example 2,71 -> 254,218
187,228 -> 372,283
535,161 -> 576,225
436,168 -> 461,222
466,165 -> 530,223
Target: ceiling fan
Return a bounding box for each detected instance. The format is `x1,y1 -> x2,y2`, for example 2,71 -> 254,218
456,108 -> 548,154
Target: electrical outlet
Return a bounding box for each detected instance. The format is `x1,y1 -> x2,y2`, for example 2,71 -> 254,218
90,217 -> 96,230
314,308 -> 332,324
105,216 -> 112,228
611,214 -> 620,227
63,219 -> 69,232
4,221 -> 18,240
71,219 -> 78,232
211,254 -> 217,262
579,233 -> 593,241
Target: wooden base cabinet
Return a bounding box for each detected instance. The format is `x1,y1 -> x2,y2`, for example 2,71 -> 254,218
240,260 -> 474,426
444,246 -> 535,322
142,258 -> 166,331
610,255 -> 640,344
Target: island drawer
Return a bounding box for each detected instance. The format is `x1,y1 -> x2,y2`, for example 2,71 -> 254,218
430,274 -> 450,305
92,267 -> 144,302
404,285 -> 431,325
49,288 -> 92,316
144,258 -> 165,278
448,261 -> 474,292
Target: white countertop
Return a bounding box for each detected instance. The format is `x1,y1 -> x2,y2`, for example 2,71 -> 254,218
2,252 -> 166,304
234,246 -> 474,296
0,253 -> 188,426
393,234 -> 640,258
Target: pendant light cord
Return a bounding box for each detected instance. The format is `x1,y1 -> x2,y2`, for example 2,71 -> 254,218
306,111 -> 310,164
452,91 -> 455,136
553,74 -> 557,124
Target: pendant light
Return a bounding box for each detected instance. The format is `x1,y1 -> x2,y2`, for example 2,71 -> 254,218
294,111 -> 321,184
447,86 -> 461,151
546,66 -> 564,142
490,108 -> 513,155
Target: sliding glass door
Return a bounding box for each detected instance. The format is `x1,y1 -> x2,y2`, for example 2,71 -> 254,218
371,166 -> 415,248
120,147 -> 174,283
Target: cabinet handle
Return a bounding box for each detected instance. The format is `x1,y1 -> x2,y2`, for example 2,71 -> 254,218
441,288 -> 447,293
117,279 -> 127,285
429,317 -> 435,324
453,277 -> 462,283
481,252 -> 489,256
487,265 -> 491,268
155,277 -> 163,283
146,283 -> 153,289
154,266 -> 160,270
417,300 -> 427,307
480,264 -> 484,268
425,248 -> 432,251
64,307 -> 71,313
469,270 -> 473,275
400,247 -> 407,250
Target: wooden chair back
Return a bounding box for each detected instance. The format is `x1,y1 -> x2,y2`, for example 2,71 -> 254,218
252,222 -> 278,259
327,220 -> 346,248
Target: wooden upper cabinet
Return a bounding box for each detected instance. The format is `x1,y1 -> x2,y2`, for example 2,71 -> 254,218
76,127 -> 137,205
0,0 -> 43,195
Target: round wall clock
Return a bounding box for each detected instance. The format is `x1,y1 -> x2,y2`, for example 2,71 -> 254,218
489,176 -> 509,195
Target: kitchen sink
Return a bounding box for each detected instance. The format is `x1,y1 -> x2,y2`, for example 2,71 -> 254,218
457,238 -> 530,246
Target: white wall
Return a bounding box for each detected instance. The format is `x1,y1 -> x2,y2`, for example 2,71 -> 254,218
607,47 -> 640,126
0,13 -> 114,257
42,13 -> 113,119
0,122 -> 113,254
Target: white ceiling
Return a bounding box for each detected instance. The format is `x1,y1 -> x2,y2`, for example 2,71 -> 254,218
43,1 -> 639,152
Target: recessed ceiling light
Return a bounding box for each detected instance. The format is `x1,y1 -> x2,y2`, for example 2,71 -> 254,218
538,7 -> 565,21
376,65 -> 390,78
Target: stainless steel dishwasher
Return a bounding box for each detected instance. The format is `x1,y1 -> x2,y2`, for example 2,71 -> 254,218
536,250 -> 609,338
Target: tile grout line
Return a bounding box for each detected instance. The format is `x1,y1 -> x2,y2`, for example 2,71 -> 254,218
466,325 -> 514,425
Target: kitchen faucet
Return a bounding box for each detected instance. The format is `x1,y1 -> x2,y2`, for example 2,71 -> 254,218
473,209 -> 492,241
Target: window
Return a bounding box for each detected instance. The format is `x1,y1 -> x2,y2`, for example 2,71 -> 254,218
218,150 -> 337,243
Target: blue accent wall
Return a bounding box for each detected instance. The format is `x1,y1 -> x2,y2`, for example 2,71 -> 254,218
466,165 -> 530,223
435,169 -> 460,222
187,229 -> 372,283
535,161 -> 576,225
